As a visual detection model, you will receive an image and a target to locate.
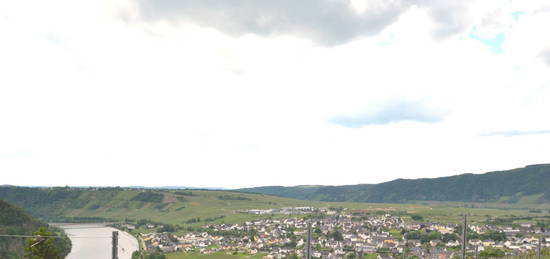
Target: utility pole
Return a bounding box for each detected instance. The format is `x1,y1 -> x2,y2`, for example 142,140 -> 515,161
307,222 -> 312,259
462,214 -> 467,259
474,245 -> 478,259
112,231 -> 119,259
538,236 -> 542,259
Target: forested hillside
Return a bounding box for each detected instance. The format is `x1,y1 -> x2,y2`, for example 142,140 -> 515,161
239,164 -> 550,204
0,199 -> 71,258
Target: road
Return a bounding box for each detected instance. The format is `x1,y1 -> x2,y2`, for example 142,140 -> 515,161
55,223 -> 138,259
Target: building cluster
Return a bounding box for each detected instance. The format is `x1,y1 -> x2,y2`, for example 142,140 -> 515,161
139,208 -> 549,259
239,207 -> 320,215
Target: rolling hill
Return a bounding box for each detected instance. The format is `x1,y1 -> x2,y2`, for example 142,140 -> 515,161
238,164 -> 550,204
0,187 -> 343,226
0,164 -> 548,233
0,185 -> 547,229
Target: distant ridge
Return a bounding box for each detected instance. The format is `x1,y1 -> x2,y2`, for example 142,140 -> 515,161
238,164 -> 550,204
125,186 -> 227,190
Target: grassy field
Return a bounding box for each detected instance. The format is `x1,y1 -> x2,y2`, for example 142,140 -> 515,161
58,189 -> 342,225
166,252 -> 265,259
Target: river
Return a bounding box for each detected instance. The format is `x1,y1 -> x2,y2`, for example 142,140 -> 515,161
55,223 -> 139,259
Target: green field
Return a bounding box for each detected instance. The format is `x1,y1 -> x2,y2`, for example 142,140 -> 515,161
166,252 -> 265,259
58,189 -> 342,225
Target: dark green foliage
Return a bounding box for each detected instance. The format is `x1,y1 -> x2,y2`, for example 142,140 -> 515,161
405,230 -> 442,244
330,230 -> 344,241
25,227 -> 62,259
0,187 -> 125,221
132,192 -> 164,203
441,233 -> 459,243
174,191 -> 196,196
0,200 -> 70,259
217,195 -> 251,201
141,252 -> 167,259
479,247 -> 505,258
314,227 -> 322,234
283,240 -> 297,248
0,199 -> 37,226
1,199 -> 43,258
204,215 -> 225,222
185,217 -> 201,224
0,187 -> 84,219
454,225 -> 506,241
159,224 -> 176,233
411,215 -> 424,221
475,231 -> 507,241
239,164 -> 550,203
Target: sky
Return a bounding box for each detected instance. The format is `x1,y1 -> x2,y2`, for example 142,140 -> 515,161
1,0 -> 550,188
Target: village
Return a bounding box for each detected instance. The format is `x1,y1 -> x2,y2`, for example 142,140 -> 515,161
137,208 -> 549,259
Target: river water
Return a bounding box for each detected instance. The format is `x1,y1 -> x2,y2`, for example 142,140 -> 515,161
55,223 -> 138,259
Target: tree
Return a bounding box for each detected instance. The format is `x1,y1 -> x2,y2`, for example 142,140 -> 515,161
25,227 -> 62,259
479,247 -> 505,258
314,227 -> 322,234
411,215 -> 424,221
159,224 -> 175,233
442,233 -> 459,243
331,230 -> 344,241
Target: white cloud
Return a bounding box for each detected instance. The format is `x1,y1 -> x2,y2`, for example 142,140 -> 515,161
131,0 -> 481,45
330,99 -> 447,127
0,0 -> 549,188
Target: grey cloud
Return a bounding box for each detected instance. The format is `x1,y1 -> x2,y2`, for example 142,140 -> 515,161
330,100 -> 446,128
481,130 -> 550,137
135,0 -> 472,45
425,1 -> 472,40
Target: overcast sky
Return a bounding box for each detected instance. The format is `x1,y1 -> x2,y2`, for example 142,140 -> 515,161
1,0 -> 550,188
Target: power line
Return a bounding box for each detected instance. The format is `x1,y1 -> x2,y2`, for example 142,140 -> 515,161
59,226 -> 113,230
0,234 -> 110,239
0,234 -> 63,238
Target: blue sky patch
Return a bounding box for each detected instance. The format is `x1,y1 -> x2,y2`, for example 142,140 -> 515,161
511,11 -> 526,21
469,29 -> 505,53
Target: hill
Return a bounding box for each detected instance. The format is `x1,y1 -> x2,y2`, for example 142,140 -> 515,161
0,199 -> 71,258
0,186 -> 546,229
0,187 -> 343,226
238,164 -> 550,204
